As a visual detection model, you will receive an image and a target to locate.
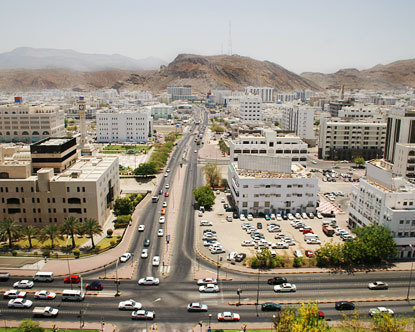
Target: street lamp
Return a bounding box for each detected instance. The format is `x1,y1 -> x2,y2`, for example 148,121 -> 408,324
272,314 -> 276,332
407,244 -> 414,300
237,288 -> 242,306
65,236 -> 73,290
208,314 -> 212,328
198,321 -> 203,332
115,259 -> 120,296
256,268 -> 260,317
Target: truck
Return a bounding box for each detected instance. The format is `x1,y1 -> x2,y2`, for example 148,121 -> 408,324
32,306 -> 59,317
322,224 -> 335,237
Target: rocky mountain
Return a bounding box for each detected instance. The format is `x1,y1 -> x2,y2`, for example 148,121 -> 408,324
0,47 -> 166,71
301,59 -> 415,90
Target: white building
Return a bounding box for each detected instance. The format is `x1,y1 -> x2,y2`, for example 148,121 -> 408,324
167,86 -> 193,101
276,92 -> 297,103
0,102 -> 65,143
239,95 -> 262,122
96,108 -> 152,143
228,155 -> 318,216
245,87 -> 274,103
318,117 -> 386,160
349,159 -> 415,258
281,105 -> 315,142
392,143 -> 415,180
149,104 -> 173,120
229,129 -> 308,167
337,104 -> 384,119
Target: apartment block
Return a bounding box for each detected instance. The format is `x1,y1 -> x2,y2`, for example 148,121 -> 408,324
239,95 -> 262,122
244,87 -> 274,103
392,143 -> 415,180
281,105 -> 315,141
167,86 -> 194,101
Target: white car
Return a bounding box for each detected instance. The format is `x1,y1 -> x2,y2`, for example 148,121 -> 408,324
204,240 -> 220,246
119,299 -> 142,310
270,214 -> 276,220
210,247 -> 225,254
316,213 -> 323,219
187,302 -> 208,312
8,298 -> 33,308
120,253 -> 132,263
164,173 -> 168,177
369,307 -> 394,317
200,220 -> 213,226
199,283 -> 219,293
287,213 -> 294,220
241,240 -> 254,247
306,238 -> 322,244
159,216 -> 165,224
13,280 -> 34,289
152,256 -> 160,266
141,249 -> 149,258
162,201 -> 167,207
274,283 -> 297,292
3,290 -> 26,299
247,214 -> 253,221
295,213 -> 301,219
132,310 -> 155,320
34,290 -> 56,300
194,150 -> 197,153
197,278 -> 218,285
138,225 -> 145,232
227,252 -> 238,261
198,211 -> 203,217
218,312 -> 240,321
157,229 -> 164,237
165,184 -> 170,189
368,281 -> 389,290
276,214 -> 282,221
138,277 -> 159,285
301,212 -> 308,219
273,242 -> 289,249
239,214 -> 246,221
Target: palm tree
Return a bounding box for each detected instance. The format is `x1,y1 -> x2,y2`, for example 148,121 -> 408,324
21,226 -> 39,249
60,217 -> 80,249
41,225 -> 59,249
0,218 -> 20,248
81,218 -> 103,249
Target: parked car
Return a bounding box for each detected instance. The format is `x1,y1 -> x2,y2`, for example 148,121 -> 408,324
241,240 -> 254,246
369,307 -> 394,317
197,278 -> 217,285
164,191 -> 169,197
270,214 -> 276,220
335,301 -> 355,310
247,214 -> 253,221
256,222 -> 262,229
235,253 -> 246,262
294,250 -> 303,258
305,250 -> 314,258
265,214 -> 270,220
200,220 -> 213,226
226,216 -> 232,222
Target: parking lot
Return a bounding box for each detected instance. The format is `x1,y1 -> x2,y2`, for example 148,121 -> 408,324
195,191 -> 348,264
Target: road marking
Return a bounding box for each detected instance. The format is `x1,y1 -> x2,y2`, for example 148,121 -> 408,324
154,298 -> 161,302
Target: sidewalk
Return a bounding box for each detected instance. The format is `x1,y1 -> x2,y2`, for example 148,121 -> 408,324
4,320 -> 116,332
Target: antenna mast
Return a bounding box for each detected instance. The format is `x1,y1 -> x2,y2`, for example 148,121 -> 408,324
228,21 -> 232,55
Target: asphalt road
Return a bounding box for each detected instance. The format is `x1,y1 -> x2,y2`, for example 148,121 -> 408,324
2,109 -> 415,331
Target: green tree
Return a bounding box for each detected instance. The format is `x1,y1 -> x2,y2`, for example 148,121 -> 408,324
316,241 -> 345,267
40,225 -> 59,249
133,162 -> 157,175
193,186 -> 215,209
339,310 -> 366,332
81,218 -> 103,249
314,120 -> 320,126
19,318 -> 44,332
204,163 -> 221,187
0,218 -> 20,248
354,156 -> 365,165
21,226 -> 39,249
220,178 -> 228,188
113,197 -> 133,216
372,312 -> 408,332
60,217 -> 80,249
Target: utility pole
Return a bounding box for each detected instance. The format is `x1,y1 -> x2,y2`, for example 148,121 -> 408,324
407,244 -> 414,300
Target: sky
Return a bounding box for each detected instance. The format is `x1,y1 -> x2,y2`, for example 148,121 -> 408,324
0,0 -> 414,74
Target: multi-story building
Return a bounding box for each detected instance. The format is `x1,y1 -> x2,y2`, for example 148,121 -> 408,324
228,155 -> 318,216
229,129 -> 308,167
337,104 -> 384,119
318,118 -> 386,160
239,95 -> 262,122
96,108 -> 152,143
167,86 -> 194,101
281,105 -> 315,142
0,138 -> 119,227
349,159 -> 415,258
244,87 -> 274,103
276,93 -> 297,103
0,100 -> 65,143
149,104 -> 173,120
392,143 -> 415,180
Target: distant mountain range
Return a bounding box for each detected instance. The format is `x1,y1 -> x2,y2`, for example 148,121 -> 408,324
0,47 -> 167,71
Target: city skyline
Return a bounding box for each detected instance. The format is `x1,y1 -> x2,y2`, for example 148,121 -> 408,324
0,0 -> 414,74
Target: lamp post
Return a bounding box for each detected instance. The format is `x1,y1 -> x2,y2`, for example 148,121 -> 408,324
407,244 -> 414,300
208,314 -> 212,328
198,321 -> 203,332
216,255 -> 221,281
65,237 -> 73,290
272,315 -> 276,332
115,259 -> 120,296
237,289 -> 242,306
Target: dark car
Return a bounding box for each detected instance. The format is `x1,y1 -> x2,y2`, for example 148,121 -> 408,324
233,212 -> 239,219
256,222 -> 262,229
261,302 -> 281,312
282,214 -> 288,220
85,281 -> 103,290
144,238 -> 151,247
223,203 -> 229,210
235,253 -> 246,262
158,189 -> 163,195
267,277 -> 287,285
335,301 -> 355,310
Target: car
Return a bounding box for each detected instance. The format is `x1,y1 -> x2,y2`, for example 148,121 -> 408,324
235,253 -> 246,262
138,225 -> 145,232
85,281 -> 103,290
157,229 -> 164,237
368,281 -> 389,290
197,278 -> 218,285
13,280 -> 34,289
256,222 -> 263,229
316,213 -> 323,219
270,214 -> 276,220
199,284 -> 219,293
241,240 -> 254,246
34,290 -> 56,300
119,299 -> 142,310
301,212 -> 308,219
247,214 -> 254,221
3,290 -> 26,299
141,249 -> 148,258
335,301 -> 355,310
274,283 -> 296,292
159,216 -> 165,224
200,220 -> 212,226
138,277 -> 159,285
162,202 -> 167,208
194,149 -> 197,153
308,213 -> 315,219
369,307 -> 394,317
165,184 -> 170,189
152,256 -> 160,266
294,250 -> 303,258
158,189 -> 163,195
240,214 -> 246,221
227,252 -> 238,261
164,172 -> 168,177
132,310 -> 155,320
217,312 -> 240,321
164,191 -> 169,197
226,215 -> 232,222
233,212 -> 239,219
64,274 -> 80,283
276,214 -> 282,221
295,213 -> 301,219
8,298 -> 33,308
187,302 -> 208,312
287,213 -> 294,220
166,168 -> 170,173
267,277 -> 288,285
261,302 -> 281,312
265,214 -> 270,220
305,250 -> 314,258
120,253 -> 132,263
198,210 -> 203,217
144,238 -> 151,247
223,203 -> 229,210
204,240 -> 220,246
160,208 -> 166,215
210,247 -> 225,254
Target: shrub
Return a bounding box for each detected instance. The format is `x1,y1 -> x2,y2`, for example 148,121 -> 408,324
73,249 -> 80,259
19,319 -> 44,332
42,249 -> 50,258
107,229 -> 113,237
11,250 -> 17,256
110,240 -> 116,248
293,257 -> 304,268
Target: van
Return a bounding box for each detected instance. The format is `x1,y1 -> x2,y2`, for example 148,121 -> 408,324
33,272 -> 54,282
62,290 -> 85,301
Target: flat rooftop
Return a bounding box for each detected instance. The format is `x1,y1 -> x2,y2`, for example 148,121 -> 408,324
38,138 -> 72,146
54,157 -> 117,182
231,162 -> 312,179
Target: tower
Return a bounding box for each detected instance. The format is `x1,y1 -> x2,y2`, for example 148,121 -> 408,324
77,96 -> 94,156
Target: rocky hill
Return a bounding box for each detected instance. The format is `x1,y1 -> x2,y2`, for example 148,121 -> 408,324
301,59 -> 415,90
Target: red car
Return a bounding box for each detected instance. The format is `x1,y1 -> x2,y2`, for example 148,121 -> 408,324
305,250 -> 314,258
164,192 -> 169,197
302,228 -> 313,234
64,275 -> 80,283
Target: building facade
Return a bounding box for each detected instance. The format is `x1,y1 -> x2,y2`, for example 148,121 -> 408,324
167,86 -> 193,101
96,108 -> 152,143
239,95 -> 262,122
392,143 -> 415,180
244,87 -> 274,103
281,105 -> 315,141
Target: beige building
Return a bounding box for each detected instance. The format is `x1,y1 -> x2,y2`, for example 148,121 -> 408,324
0,103 -> 65,143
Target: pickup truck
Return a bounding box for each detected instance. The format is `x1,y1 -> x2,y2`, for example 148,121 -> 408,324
32,306 -> 59,317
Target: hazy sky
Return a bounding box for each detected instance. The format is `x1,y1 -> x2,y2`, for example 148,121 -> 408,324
1,0 -> 414,73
